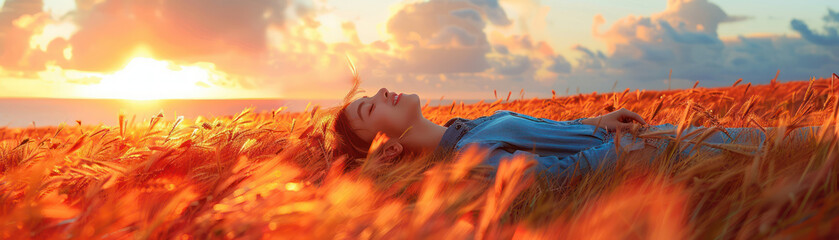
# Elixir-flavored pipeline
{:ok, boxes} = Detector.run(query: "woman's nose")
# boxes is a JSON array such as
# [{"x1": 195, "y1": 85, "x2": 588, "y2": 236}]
[{"x1": 379, "y1": 88, "x2": 388, "y2": 98}]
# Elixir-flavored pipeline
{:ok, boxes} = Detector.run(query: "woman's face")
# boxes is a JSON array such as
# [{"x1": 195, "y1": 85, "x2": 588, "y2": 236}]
[{"x1": 344, "y1": 87, "x2": 422, "y2": 143}]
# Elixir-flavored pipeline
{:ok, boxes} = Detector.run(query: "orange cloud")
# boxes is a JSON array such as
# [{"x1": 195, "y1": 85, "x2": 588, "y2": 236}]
[
  {"x1": 0, "y1": 0, "x2": 55, "y2": 75},
  {"x1": 61, "y1": 0, "x2": 293, "y2": 75}
]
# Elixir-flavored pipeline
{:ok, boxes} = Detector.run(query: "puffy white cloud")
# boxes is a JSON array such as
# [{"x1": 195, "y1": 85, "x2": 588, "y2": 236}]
[
  {"x1": 385, "y1": 0, "x2": 499, "y2": 74},
  {"x1": 553, "y1": 0, "x2": 838, "y2": 93},
  {"x1": 651, "y1": 0, "x2": 742, "y2": 34}
]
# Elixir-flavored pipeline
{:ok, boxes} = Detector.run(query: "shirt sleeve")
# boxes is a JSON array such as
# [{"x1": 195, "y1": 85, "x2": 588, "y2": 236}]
[
  {"x1": 536, "y1": 115, "x2": 588, "y2": 126},
  {"x1": 553, "y1": 141, "x2": 620, "y2": 175},
  {"x1": 464, "y1": 140, "x2": 618, "y2": 179},
  {"x1": 566, "y1": 117, "x2": 587, "y2": 125},
  {"x1": 493, "y1": 110, "x2": 588, "y2": 126}
]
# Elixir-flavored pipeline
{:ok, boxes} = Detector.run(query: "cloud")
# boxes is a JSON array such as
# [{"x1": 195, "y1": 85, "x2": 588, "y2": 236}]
[
  {"x1": 659, "y1": 20, "x2": 721, "y2": 44},
  {"x1": 0, "y1": 0, "x2": 379, "y2": 99},
  {"x1": 370, "y1": 2, "x2": 565, "y2": 93},
  {"x1": 552, "y1": 0, "x2": 839, "y2": 94},
  {"x1": 2, "y1": 0, "x2": 326, "y2": 84},
  {"x1": 482, "y1": 33, "x2": 559, "y2": 80},
  {"x1": 3, "y1": 0, "x2": 837, "y2": 100},
  {"x1": 725, "y1": 35, "x2": 835, "y2": 75},
  {"x1": 572, "y1": 45, "x2": 606, "y2": 70},
  {"x1": 341, "y1": 21, "x2": 361, "y2": 45},
  {"x1": 62, "y1": 0, "x2": 294, "y2": 75},
  {"x1": 490, "y1": 54, "x2": 531, "y2": 76},
  {"x1": 451, "y1": 8, "x2": 483, "y2": 23},
  {"x1": 790, "y1": 9, "x2": 839, "y2": 46},
  {"x1": 825, "y1": 9, "x2": 839, "y2": 23},
  {"x1": 493, "y1": 45, "x2": 509, "y2": 54},
  {"x1": 385, "y1": 0, "x2": 514, "y2": 74},
  {"x1": 429, "y1": 25, "x2": 481, "y2": 46},
  {"x1": 650, "y1": 0, "x2": 737, "y2": 34},
  {"x1": 592, "y1": 0, "x2": 731, "y2": 53},
  {"x1": 0, "y1": 0, "x2": 52, "y2": 74},
  {"x1": 547, "y1": 55, "x2": 571, "y2": 74},
  {"x1": 467, "y1": 0, "x2": 511, "y2": 26}
]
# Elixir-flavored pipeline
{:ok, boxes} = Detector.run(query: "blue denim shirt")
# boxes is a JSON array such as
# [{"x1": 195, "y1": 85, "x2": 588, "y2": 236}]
[
  {"x1": 430, "y1": 110, "x2": 822, "y2": 179},
  {"x1": 430, "y1": 110, "x2": 618, "y2": 179}
]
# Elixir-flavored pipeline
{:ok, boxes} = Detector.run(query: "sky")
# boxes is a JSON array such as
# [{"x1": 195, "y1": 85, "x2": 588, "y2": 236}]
[{"x1": 0, "y1": 0, "x2": 838, "y2": 100}]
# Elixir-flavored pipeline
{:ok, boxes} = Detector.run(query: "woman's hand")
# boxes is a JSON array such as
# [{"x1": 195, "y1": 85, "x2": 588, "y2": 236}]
[{"x1": 581, "y1": 108, "x2": 650, "y2": 132}]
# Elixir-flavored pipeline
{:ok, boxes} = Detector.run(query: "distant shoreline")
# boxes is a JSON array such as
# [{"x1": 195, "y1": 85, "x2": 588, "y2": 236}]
[{"x1": 0, "y1": 98, "x2": 489, "y2": 128}]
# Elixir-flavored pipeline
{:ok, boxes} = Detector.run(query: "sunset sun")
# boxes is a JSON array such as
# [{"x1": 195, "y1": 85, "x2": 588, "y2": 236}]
[{"x1": 82, "y1": 57, "x2": 223, "y2": 100}]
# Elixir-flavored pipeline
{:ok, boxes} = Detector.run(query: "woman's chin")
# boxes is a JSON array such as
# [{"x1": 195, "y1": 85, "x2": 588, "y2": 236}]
[
  {"x1": 408, "y1": 93, "x2": 420, "y2": 102},
  {"x1": 400, "y1": 93, "x2": 422, "y2": 115},
  {"x1": 408, "y1": 93, "x2": 422, "y2": 109}
]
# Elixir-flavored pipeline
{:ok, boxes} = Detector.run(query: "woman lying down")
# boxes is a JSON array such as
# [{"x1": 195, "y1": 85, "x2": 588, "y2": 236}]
[{"x1": 331, "y1": 84, "x2": 823, "y2": 179}]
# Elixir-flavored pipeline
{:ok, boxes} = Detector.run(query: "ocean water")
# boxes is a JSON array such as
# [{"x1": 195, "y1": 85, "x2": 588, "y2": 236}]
[
  {"x1": 0, "y1": 98, "x2": 486, "y2": 128},
  {"x1": 0, "y1": 98, "x2": 341, "y2": 128}
]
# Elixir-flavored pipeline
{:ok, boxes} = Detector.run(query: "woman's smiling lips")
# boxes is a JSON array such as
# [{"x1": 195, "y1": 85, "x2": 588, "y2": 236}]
[
  {"x1": 385, "y1": 90, "x2": 402, "y2": 106},
  {"x1": 393, "y1": 92, "x2": 402, "y2": 106}
]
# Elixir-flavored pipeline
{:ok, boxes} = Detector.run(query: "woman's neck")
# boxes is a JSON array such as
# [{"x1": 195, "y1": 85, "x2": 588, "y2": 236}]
[{"x1": 402, "y1": 117, "x2": 448, "y2": 153}]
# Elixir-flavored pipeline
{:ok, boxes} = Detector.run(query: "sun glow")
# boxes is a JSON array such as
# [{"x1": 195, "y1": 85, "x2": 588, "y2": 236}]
[{"x1": 82, "y1": 57, "x2": 228, "y2": 100}]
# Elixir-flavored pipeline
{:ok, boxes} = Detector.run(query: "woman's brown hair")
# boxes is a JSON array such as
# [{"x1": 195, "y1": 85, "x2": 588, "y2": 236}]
[
  {"x1": 333, "y1": 102, "x2": 371, "y2": 161},
  {"x1": 330, "y1": 56, "x2": 371, "y2": 170}
]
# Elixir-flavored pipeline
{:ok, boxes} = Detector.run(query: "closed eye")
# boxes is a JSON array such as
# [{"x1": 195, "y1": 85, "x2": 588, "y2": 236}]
[{"x1": 369, "y1": 102, "x2": 374, "y2": 116}]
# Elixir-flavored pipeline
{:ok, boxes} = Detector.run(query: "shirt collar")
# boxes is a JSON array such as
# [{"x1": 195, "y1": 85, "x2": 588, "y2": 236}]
[{"x1": 429, "y1": 116, "x2": 488, "y2": 160}]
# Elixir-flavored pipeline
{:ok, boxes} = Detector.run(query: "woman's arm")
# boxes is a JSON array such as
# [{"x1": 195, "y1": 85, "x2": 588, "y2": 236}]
[
  {"x1": 580, "y1": 108, "x2": 649, "y2": 132},
  {"x1": 471, "y1": 141, "x2": 630, "y2": 179}
]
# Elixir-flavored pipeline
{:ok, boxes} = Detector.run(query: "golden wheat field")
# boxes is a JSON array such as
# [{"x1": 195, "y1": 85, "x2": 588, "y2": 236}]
[{"x1": 2, "y1": 74, "x2": 839, "y2": 239}]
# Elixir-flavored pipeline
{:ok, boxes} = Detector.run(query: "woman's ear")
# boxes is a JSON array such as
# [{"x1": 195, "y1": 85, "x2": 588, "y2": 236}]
[
  {"x1": 382, "y1": 141, "x2": 403, "y2": 161},
  {"x1": 367, "y1": 132, "x2": 404, "y2": 163}
]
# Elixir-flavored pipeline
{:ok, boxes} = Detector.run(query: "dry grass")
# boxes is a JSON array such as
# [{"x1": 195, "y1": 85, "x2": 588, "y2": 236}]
[{"x1": 1, "y1": 75, "x2": 838, "y2": 239}]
